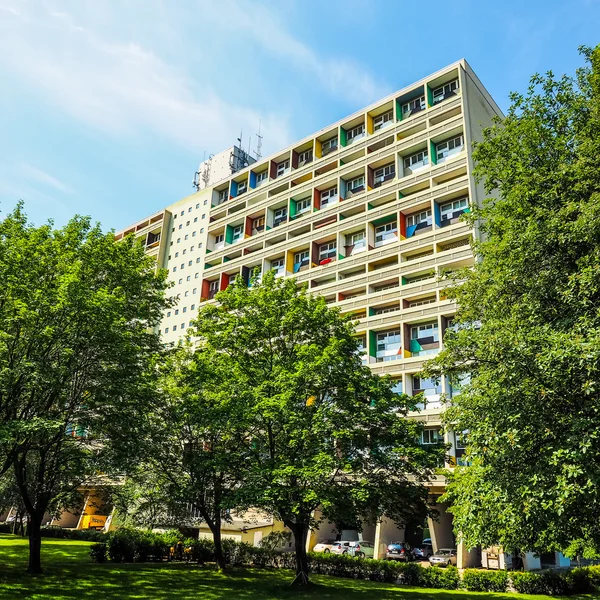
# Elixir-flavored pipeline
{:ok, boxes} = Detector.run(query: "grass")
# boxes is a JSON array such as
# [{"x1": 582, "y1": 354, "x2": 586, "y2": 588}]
[{"x1": 0, "y1": 534, "x2": 596, "y2": 600}]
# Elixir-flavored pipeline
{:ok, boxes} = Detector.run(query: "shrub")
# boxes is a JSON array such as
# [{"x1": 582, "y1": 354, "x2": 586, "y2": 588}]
[
  {"x1": 420, "y1": 565, "x2": 460, "y2": 590},
  {"x1": 588, "y1": 565, "x2": 600, "y2": 590},
  {"x1": 106, "y1": 528, "x2": 140, "y2": 562},
  {"x1": 463, "y1": 568, "x2": 509, "y2": 592},
  {"x1": 40, "y1": 526, "x2": 106, "y2": 542},
  {"x1": 89, "y1": 543, "x2": 107, "y2": 563},
  {"x1": 189, "y1": 538, "x2": 215, "y2": 563},
  {"x1": 563, "y1": 567, "x2": 595, "y2": 594},
  {"x1": 511, "y1": 569, "x2": 571, "y2": 596}
]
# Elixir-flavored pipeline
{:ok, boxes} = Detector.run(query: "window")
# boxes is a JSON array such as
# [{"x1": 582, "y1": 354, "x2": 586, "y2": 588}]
[
  {"x1": 298, "y1": 149, "x2": 313, "y2": 166},
  {"x1": 195, "y1": 273, "x2": 199, "y2": 279},
  {"x1": 181, "y1": 323, "x2": 185, "y2": 329},
  {"x1": 188, "y1": 260, "x2": 192, "y2": 266},
  {"x1": 407, "y1": 296, "x2": 436, "y2": 308},
  {"x1": 178, "y1": 278, "x2": 183, "y2": 284},
  {"x1": 202, "y1": 214, "x2": 206, "y2": 219},
  {"x1": 346, "y1": 124, "x2": 365, "y2": 144},
  {"x1": 175, "y1": 252, "x2": 179, "y2": 258},
  {"x1": 256, "y1": 170, "x2": 268, "y2": 186},
  {"x1": 376, "y1": 329, "x2": 401, "y2": 362},
  {"x1": 320, "y1": 186, "x2": 338, "y2": 206},
  {"x1": 391, "y1": 379, "x2": 403, "y2": 395},
  {"x1": 436, "y1": 135, "x2": 464, "y2": 162},
  {"x1": 175, "y1": 309, "x2": 179, "y2": 315},
  {"x1": 373, "y1": 163, "x2": 395, "y2": 186},
  {"x1": 172, "y1": 267, "x2": 177, "y2": 272},
  {"x1": 164, "y1": 327, "x2": 169, "y2": 334},
  {"x1": 374, "y1": 304, "x2": 400, "y2": 315},
  {"x1": 231, "y1": 225, "x2": 243, "y2": 242},
  {"x1": 194, "y1": 217, "x2": 198, "y2": 223},
  {"x1": 346, "y1": 230, "x2": 366, "y2": 255},
  {"x1": 191, "y1": 304, "x2": 195, "y2": 310},
  {"x1": 319, "y1": 241, "x2": 336, "y2": 262},
  {"x1": 196, "y1": 257, "x2": 201, "y2": 263},
  {"x1": 218, "y1": 189, "x2": 228, "y2": 203},
  {"x1": 373, "y1": 110, "x2": 393, "y2": 131},
  {"x1": 403, "y1": 149, "x2": 429, "y2": 171},
  {"x1": 214, "y1": 233, "x2": 224, "y2": 246},
  {"x1": 180, "y1": 264, "x2": 184, "y2": 270},
  {"x1": 193, "y1": 288, "x2": 197, "y2": 294},
  {"x1": 422, "y1": 429, "x2": 442, "y2": 444},
  {"x1": 295, "y1": 198, "x2": 311, "y2": 215},
  {"x1": 404, "y1": 271, "x2": 434, "y2": 285},
  {"x1": 204, "y1": 200, "x2": 207, "y2": 205},
  {"x1": 196, "y1": 203, "x2": 200, "y2": 209},
  {"x1": 273, "y1": 207, "x2": 288, "y2": 227},
  {"x1": 192, "y1": 231, "x2": 197, "y2": 237},
  {"x1": 177, "y1": 238, "x2": 181, "y2": 243},
  {"x1": 410, "y1": 322, "x2": 439, "y2": 342},
  {"x1": 271, "y1": 257, "x2": 285, "y2": 275},
  {"x1": 172, "y1": 324, "x2": 177, "y2": 331},
  {"x1": 440, "y1": 197, "x2": 469, "y2": 223},
  {"x1": 183, "y1": 306, "x2": 187, "y2": 311},
  {"x1": 237, "y1": 180, "x2": 248, "y2": 195},
  {"x1": 406, "y1": 209, "x2": 432, "y2": 229},
  {"x1": 294, "y1": 250, "x2": 310, "y2": 269},
  {"x1": 178, "y1": 224, "x2": 182, "y2": 230},
  {"x1": 375, "y1": 221, "x2": 398, "y2": 246},
  {"x1": 432, "y1": 79, "x2": 459, "y2": 104},
  {"x1": 208, "y1": 280, "x2": 219, "y2": 299},
  {"x1": 184, "y1": 234, "x2": 188, "y2": 240},
  {"x1": 180, "y1": 211, "x2": 184, "y2": 216},
  {"x1": 190, "y1": 245, "x2": 194, "y2": 251},
  {"x1": 252, "y1": 216, "x2": 265, "y2": 232},
  {"x1": 412, "y1": 376, "x2": 441, "y2": 394},
  {"x1": 402, "y1": 95, "x2": 426, "y2": 115},
  {"x1": 186, "y1": 275, "x2": 191, "y2": 282},
  {"x1": 186, "y1": 221, "x2": 190, "y2": 226},
  {"x1": 321, "y1": 136, "x2": 338, "y2": 155},
  {"x1": 276, "y1": 159, "x2": 290, "y2": 178},
  {"x1": 347, "y1": 175, "x2": 365, "y2": 194}
]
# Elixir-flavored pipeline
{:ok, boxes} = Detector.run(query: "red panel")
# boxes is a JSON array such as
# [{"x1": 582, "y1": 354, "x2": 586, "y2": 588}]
[
  {"x1": 201, "y1": 279, "x2": 210, "y2": 299},
  {"x1": 245, "y1": 215, "x2": 252, "y2": 237},
  {"x1": 399, "y1": 211, "x2": 407, "y2": 239},
  {"x1": 292, "y1": 150, "x2": 299, "y2": 169},
  {"x1": 270, "y1": 160, "x2": 277, "y2": 179},
  {"x1": 313, "y1": 188, "x2": 321, "y2": 210},
  {"x1": 367, "y1": 167, "x2": 374, "y2": 189},
  {"x1": 219, "y1": 272, "x2": 229, "y2": 291}
]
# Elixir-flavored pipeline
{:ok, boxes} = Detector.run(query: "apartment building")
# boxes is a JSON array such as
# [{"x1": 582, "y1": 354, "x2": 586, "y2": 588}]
[{"x1": 113, "y1": 60, "x2": 505, "y2": 566}]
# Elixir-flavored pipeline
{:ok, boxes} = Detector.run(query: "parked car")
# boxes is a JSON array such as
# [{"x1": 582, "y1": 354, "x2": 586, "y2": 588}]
[
  {"x1": 385, "y1": 542, "x2": 414, "y2": 561},
  {"x1": 313, "y1": 539, "x2": 336, "y2": 554},
  {"x1": 347, "y1": 541, "x2": 375, "y2": 558},
  {"x1": 330, "y1": 541, "x2": 352, "y2": 555},
  {"x1": 429, "y1": 548, "x2": 457, "y2": 566},
  {"x1": 413, "y1": 543, "x2": 434, "y2": 559},
  {"x1": 422, "y1": 538, "x2": 432, "y2": 545}
]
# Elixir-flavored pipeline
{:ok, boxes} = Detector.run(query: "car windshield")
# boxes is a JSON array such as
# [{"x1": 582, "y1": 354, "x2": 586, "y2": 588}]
[
  {"x1": 320, "y1": 540, "x2": 335, "y2": 544},
  {"x1": 437, "y1": 549, "x2": 453, "y2": 556}
]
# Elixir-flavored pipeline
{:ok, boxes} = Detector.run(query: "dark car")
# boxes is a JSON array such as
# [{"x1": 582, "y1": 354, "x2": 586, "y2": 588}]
[
  {"x1": 385, "y1": 541, "x2": 414, "y2": 561},
  {"x1": 413, "y1": 543, "x2": 434, "y2": 559}
]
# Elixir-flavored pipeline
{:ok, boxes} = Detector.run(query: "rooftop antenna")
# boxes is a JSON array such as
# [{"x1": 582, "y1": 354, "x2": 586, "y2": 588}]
[{"x1": 255, "y1": 119, "x2": 263, "y2": 160}]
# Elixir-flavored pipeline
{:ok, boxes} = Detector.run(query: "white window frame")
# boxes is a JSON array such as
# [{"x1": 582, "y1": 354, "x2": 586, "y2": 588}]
[
  {"x1": 218, "y1": 189, "x2": 228, "y2": 202},
  {"x1": 374, "y1": 221, "x2": 398, "y2": 246},
  {"x1": 410, "y1": 322, "x2": 439, "y2": 341},
  {"x1": 295, "y1": 198, "x2": 311, "y2": 215},
  {"x1": 376, "y1": 329, "x2": 401, "y2": 361},
  {"x1": 237, "y1": 180, "x2": 248, "y2": 195},
  {"x1": 320, "y1": 186, "x2": 338, "y2": 206},
  {"x1": 406, "y1": 209, "x2": 432, "y2": 228},
  {"x1": 403, "y1": 149, "x2": 429, "y2": 171},
  {"x1": 271, "y1": 257, "x2": 285, "y2": 275},
  {"x1": 319, "y1": 241, "x2": 337, "y2": 262},
  {"x1": 407, "y1": 297, "x2": 436, "y2": 308},
  {"x1": 256, "y1": 171, "x2": 268, "y2": 186},
  {"x1": 276, "y1": 159, "x2": 290, "y2": 177},
  {"x1": 321, "y1": 137, "x2": 338, "y2": 154},
  {"x1": 440, "y1": 197, "x2": 469, "y2": 222},
  {"x1": 422, "y1": 429, "x2": 442, "y2": 444},
  {"x1": 432, "y1": 79, "x2": 459, "y2": 104},
  {"x1": 347, "y1": 175, "x2": 365, "y2": 193},
  {"x1": 298, "y1": 149, "x2": 313, "y2": 165},
  {"x1": 252, "y1": 216, "x2": 265, "y2": 231},
  {"x1": 346, "y1": 124, "x2": 365, "y2": 143},
  {"x1": 402, "y1": 95, "x2": 426, "y2": 115},
  {"x1": 436, "y1": 135, "x2": 464, "y2": 162},
  {"x1": 374, "y1": 163, "x2": 395, "y2": 185},
  {"x1": 231, "y1": 225, "x2": 244, "y2": 242},
  {"x1": 214, "y1": 233, "x2": 224, "y2": 247},
  {"x1": 273, "y1": 207, "x2": 288, "y2": 225},
  {"x1": 294, "y1": 250, "x2": 310, "y2": 266},
  {"x1": 373, "y1": 110, "x2": 393, "y2": 131}
]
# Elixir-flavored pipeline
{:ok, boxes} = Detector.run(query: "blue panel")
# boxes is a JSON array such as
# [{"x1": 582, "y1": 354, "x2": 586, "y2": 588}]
[
  {"x1": 249, "y1": 171, "x2": 257, "y2": 189},
  {"x1": 434, "y1": 202, "x2": 441, "y2": 227},
  {"x1": 230, "y1": 180, "x2": 238, "y2": 198},
  {"x1": 406, "y1": 224, "x2": 418, "y2": 238}
]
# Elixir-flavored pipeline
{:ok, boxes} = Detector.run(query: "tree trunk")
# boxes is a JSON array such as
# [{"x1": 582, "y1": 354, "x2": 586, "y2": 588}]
[
  {"x1": 212, "y1": 519, "x2": 227, "y2": 571},
  {"x1": 288, "y1": 521, "x2": 310, "y2": 585},
  {"x1": 27, "y1": 515, "x2": 43, "y2": 574}
]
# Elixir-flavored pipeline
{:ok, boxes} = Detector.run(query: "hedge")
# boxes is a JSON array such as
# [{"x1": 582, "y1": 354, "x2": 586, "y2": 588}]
[{"x1": 86, "y1": 532, "x2": 600, "y2": 597}]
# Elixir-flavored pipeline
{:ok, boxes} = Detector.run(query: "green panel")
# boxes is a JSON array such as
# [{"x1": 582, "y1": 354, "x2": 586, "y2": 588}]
[
  {"x1": 372, "y1": 213, "x2": 397, "y2": 227},
  {"x1": 225, "y1": 224, "x2": 234, "y2": 244},
  {"x1": 339, "y1": 214, "x2": 345, "y2": 220},
  {"x1": 367, "y1": 203, "x2": 374, "y2": 210},
  {"x1": 368, "y1": 307, "x2": 375, "y2": 317},
  {"x1": 368, "y1": 330, "x2": 377, "y2": 358},
  {"x1": 398, "y1": 191, "x2": 405, "y2": 199},
  {"x1": 223, "y1": 256, "x2": 229, "y2": 263},
  {"x1": 396, "y1": 98, "x2": 403, "y2": 121},
  {"x1": 401, "y1": 276, "x2": 407, "y2": 285},
  {"x1": 426, "y1": 85, "x2": 433, "y2": 107},
  {"x1": 338, "y1": 253, "x2": 345, "y2": 260},
  {"x1": 289, "y1": 199, "x2": 297, "y2": 219},
  {"x1": 340, "y1": 127, "x2": 347, "y2": 147},
  {"x1": 409, "y1": 339, "x2": 423, "y2": 353},
  {"x1": 430, "y1": 140, "x2": 437, "y2": 166},
  {"x1": 205, "y1": 263, "x2": 213, "y2": 269}
]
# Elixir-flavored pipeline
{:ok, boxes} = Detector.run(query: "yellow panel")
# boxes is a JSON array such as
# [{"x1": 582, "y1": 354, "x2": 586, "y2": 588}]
[
  {"x1": 367, "y1": 114, "x2": 374, "y2": 135},
  {"x1": 315, "y1": 139, "x2": 322, "y2": 158}
]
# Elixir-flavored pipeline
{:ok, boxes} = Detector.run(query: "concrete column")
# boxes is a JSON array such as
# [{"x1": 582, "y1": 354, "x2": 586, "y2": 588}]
[
  {"x1": 523, "y1": 552, "x2": 541, "y2": 571},
  {"x1": 427, "y1": 502, "x2": 454, "y2": 553},
  {"x1": 374, "y1": 518, "x2": 405, "y2": 560},
  {"x1": 306, "y1": 509, "x2": 338, "y2": 552},
  {"x1": 457, "y1": 539, "x2": 481, "y2": 568}
]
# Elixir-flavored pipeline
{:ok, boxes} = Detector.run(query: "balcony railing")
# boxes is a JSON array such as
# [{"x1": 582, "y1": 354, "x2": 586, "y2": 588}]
[
  {"x1": 373, "y1": 172, "x2": 395, "y2": 187},
  {"x1": 374, "y1": 231, "x2": 398, "y2": 247}
]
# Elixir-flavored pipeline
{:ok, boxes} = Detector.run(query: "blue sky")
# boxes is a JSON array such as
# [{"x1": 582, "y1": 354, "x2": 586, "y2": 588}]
[{"x1": 1, "y1": 0, "x2": 599, "y2": 232}]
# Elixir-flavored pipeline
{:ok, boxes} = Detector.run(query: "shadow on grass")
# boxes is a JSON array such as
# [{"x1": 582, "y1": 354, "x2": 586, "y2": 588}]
[{"x1": 0, "y1": 535, "x2": 596, "y2": 600}]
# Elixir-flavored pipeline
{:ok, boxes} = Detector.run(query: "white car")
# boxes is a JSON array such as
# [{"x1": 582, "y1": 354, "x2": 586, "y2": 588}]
[
  {"x1": 313, "y1": 539, "x2": 336, "y2": 553},
  {"x1": 429, "y1": 548, "x2": 457, "y2": 566},
  {"x1": 330, "y1": 541, "x2": 352, "y2": 555}
]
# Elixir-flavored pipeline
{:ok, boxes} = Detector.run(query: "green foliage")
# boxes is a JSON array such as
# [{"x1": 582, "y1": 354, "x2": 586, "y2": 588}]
[
  {"x1": 89, "y1": 542, "x2": 107, "y2": 563},
  {"x1": 0, "y1": 204, "x2": 171, "y2": 572},
  {"x1": 419, "y1": 565, "x2": 460, "y2": 590},
  {"x1": 190, "y1": 271, "x2": 441, "y2": 578},
  {"x1": 40, "y1": 526, "x2": 106, "y2": 542},
  {"x1": 462, "y1": 568, "x2": 508, "y2": 592},
  {"x1": 425, "y1": 45, "x2": 600, "y2": 555}
]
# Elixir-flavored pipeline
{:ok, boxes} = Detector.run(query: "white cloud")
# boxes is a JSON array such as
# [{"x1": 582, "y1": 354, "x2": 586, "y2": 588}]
[
  {"x1": 0, "y1": 1, "x2": 293, "y2": 155},
  {"x1": 20, "y1": 164, "x2": 72, "y2": 194}
]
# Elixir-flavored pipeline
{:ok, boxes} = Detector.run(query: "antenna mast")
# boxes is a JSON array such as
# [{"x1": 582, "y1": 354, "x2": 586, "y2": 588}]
[{"x1": 255, "y1": 120, "x2": 263, "y2": 160}]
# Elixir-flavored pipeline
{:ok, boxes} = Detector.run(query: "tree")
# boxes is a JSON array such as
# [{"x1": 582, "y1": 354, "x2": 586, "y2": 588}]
[
  {"x1": 424, "y1": 46, "x2": 600, "y2": 556},
  {"x1": 0, "y1": 205, "x2": 170, "y2": 572},
  {"x1": 192, "y1": 271, "x2": 442, "y2": 584},
  {"x1": 131, "y1": 346, "x2": 251, "y2": 570}
]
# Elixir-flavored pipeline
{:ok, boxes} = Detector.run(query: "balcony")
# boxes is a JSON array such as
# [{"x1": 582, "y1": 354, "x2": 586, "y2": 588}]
[
  {"x1": 345, "y1": 239, "x2": 367, "y2": 257},
  {"x1": 374, "y1": 230, "x2": 398, "y2": 248},
  {"x1": 373, "y1": 170, "x2": 395, "y2": 188}
]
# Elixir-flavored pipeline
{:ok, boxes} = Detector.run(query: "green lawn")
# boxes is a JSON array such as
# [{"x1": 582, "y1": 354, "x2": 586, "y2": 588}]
[{"x1": 0, "y1": 534, "x2": 595, "y2": 600}]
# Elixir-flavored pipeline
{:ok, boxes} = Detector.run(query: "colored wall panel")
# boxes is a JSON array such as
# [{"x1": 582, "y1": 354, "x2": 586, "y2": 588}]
[
  {"x1": 434, "y1": 202, "x2": 441, "y2": 227},
  {"x1": 430, "y1": 140, "x2": 437, "y2": 165},
  {"x1": 230, "y1": 180, "x2": 238, "y2": 198},
  {"x1": 249, "y1": 171, "x2": 257, "y2": 189},
  {"x1": 340, "y1": 127, "x2": 347, "y2": 147}
]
